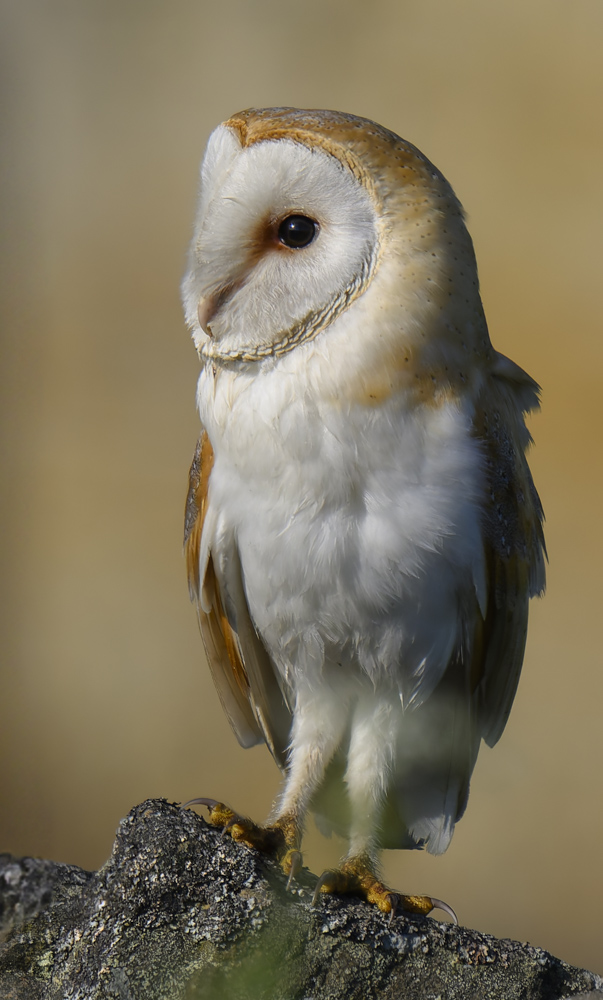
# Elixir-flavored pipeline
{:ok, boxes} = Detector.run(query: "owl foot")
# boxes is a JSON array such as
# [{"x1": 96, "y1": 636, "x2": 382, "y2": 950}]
[
  {"x1": 183, "y1": 798, "x2": 302, "y2": 882},
  {"x1": 312, "y1": 854, "x2": 457, "y2": 924}
]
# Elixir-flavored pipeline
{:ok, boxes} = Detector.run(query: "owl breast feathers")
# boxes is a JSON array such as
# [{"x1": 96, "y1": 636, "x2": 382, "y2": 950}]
[{"x1": 182, "y1": 108, "x2": 545, "y2": 862}]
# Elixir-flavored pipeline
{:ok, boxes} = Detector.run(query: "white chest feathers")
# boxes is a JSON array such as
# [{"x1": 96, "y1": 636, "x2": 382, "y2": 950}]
[{"x1": 200, "y1": 365, "x2": 487, "y2": 710}]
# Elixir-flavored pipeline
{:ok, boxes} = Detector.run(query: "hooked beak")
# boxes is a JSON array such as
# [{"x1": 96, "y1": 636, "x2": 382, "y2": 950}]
[
  {"x1": 197, "y1": 295, "x2": 218, "y2": 336},
  {"x1": 197, "y1": 276, "x2": 245, "y2": 337}
]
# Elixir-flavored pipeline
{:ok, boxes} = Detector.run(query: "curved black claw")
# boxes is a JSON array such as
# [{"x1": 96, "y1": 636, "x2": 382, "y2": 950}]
[
  {"x1": 285, "y1": 850, "x2": 303, "y2": 890},
  {"x1": 311, "y1": 869, "x2": 337, "y2": 907},
  {"x1": 181, "y1": 797, "x2": 221, "y2": 810},
  {"x1": 220, "y1": 816, "x2": 239, "y2": 838},
  {"x1": 387, "y1": 892, "x2": 399, "y2": 925},
  {"x1": 425, "y1": 897, "x2": 458, "y2": 925}
]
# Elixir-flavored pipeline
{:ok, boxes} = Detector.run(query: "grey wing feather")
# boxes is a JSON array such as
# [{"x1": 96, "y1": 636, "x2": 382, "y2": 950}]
[
  {"x1": 211, "y1": 540, "x2": 293, "y2": 768},
  {"x1": 476, "y1": 357, "x2": 546, "y2": 747}
]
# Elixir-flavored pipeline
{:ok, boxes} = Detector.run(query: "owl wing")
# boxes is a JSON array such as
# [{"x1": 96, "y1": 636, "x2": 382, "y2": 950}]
[
  {"x1": 380, "y1": 357, "x2": 546, "y2": 853},
  {"x1": 473, "y1": 353, "x2": 546, "y2": 748},
  {"x1": 184, "y1": 433, "x2": 292, "y2": 767}
]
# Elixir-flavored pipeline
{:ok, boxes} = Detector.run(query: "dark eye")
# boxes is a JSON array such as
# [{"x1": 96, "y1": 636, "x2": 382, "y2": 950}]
[{"x1": 277, "y1": 214, "x2": 318, "y2": 249}]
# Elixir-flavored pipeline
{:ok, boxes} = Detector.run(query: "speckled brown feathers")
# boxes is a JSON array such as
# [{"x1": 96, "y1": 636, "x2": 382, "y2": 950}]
[{"x1": 185, "y1": 433, "x2": 262, "y2": 749}]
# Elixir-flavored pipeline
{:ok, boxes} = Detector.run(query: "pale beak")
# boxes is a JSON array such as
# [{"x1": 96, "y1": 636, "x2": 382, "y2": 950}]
[
  {"x1": 197, "y1": 278, "x2": 242, "y2": 335},
  {"x1": 197, "y1": 295, "x2": 218, "y2": 336}
]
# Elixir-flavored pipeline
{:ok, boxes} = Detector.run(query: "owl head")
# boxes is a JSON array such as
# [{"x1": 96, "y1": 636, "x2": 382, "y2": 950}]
[{"x1": 182, "y1": 108, "x2": 491, "y2": 401}]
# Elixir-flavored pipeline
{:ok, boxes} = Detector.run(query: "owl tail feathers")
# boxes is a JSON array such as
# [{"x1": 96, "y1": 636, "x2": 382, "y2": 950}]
[
  {"x1": 408, "y1": 813, "x2": 455, "y2": 856},
  {"x1": 315, "y1": 815, "x2": 457, "y2": 855},
  {"x1": 401, "y1": 775, "x2": 466, "y2": 856}
]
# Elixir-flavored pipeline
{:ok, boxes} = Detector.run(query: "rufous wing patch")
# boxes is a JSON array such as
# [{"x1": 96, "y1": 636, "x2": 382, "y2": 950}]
[
  {"x1": 184, "y1": 432, "x2": 213, "y2": 598},
  {"x1": 184, "y1": 432, "x2": 292, "y2": 761},
  {"x1": 184, "y1": 432, "x2": 263, "y2": 749}
]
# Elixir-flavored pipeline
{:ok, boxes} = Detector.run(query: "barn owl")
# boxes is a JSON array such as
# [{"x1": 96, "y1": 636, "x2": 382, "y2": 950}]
[{"x1": 182, "y1": 107, "x2": 545, "y2": 919}]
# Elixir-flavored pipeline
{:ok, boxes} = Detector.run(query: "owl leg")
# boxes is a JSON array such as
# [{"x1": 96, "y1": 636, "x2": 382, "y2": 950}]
[
  {"x1": 268, "y1": 688, "x2": 350, "y2": 880},
  {"x1": 313, "y1": 696, "x2": 457, "y2": 922},
  {"x1": 186, "y1": 689, "x2": 348, "y2": 883}
]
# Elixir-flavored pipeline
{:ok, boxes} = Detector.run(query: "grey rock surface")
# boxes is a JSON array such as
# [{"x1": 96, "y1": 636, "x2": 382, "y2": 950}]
[{"x1": 0, "y1": 798, "x2": 601, "y2": 1000}]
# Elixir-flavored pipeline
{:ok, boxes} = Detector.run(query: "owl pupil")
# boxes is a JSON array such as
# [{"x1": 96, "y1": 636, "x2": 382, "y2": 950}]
[{"x1": 278, "y1": 215, "x2": 317, "y2": 249}]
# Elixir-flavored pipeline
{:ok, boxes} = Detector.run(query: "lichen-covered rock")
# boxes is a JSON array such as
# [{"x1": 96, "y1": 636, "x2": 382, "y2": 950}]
[{"x1": 0, "y1": 799, "x2": 601, "y2": 999}]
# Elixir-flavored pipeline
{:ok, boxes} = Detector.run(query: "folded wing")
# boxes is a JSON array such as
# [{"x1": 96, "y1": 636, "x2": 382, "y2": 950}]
[
  {"x1": 474, "y1": 353, "x2": 546, "y2": 746},
  {"x1": 184, "y1": 433, "x2": 292, "y2": 767}
]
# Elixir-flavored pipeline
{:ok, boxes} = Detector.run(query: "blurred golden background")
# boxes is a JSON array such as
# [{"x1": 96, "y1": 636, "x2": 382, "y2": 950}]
[{"x1": 1, "y1": 0, "x2": 602, "y2": 976}]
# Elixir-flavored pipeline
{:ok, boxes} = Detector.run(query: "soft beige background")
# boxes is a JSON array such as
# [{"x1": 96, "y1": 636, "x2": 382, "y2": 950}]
[{"x1": 1, "y1": 0, "x2": 602, "y2": 976}]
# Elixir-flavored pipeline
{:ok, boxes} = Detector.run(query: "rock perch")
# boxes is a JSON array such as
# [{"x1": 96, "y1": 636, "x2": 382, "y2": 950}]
[{"x1": 0, "y1": 799, "x2": 601, "y2": 999}]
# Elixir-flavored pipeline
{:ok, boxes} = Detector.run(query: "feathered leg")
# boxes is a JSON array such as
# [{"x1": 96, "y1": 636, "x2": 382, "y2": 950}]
[
  {"x1": 269, "y1": 687, "x2": 350, "y2": 876},
  {"x1": 187, "y1": 688, "x2": 349, "y2": 881},
  {"x1": 313, "y1": 695, "x2": 457, "y2": 921}
]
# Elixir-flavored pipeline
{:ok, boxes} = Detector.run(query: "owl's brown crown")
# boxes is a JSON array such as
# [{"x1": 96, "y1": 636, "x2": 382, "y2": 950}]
[{"x1": 224, "y1": 107, "x2": 452, "y2": 201}]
